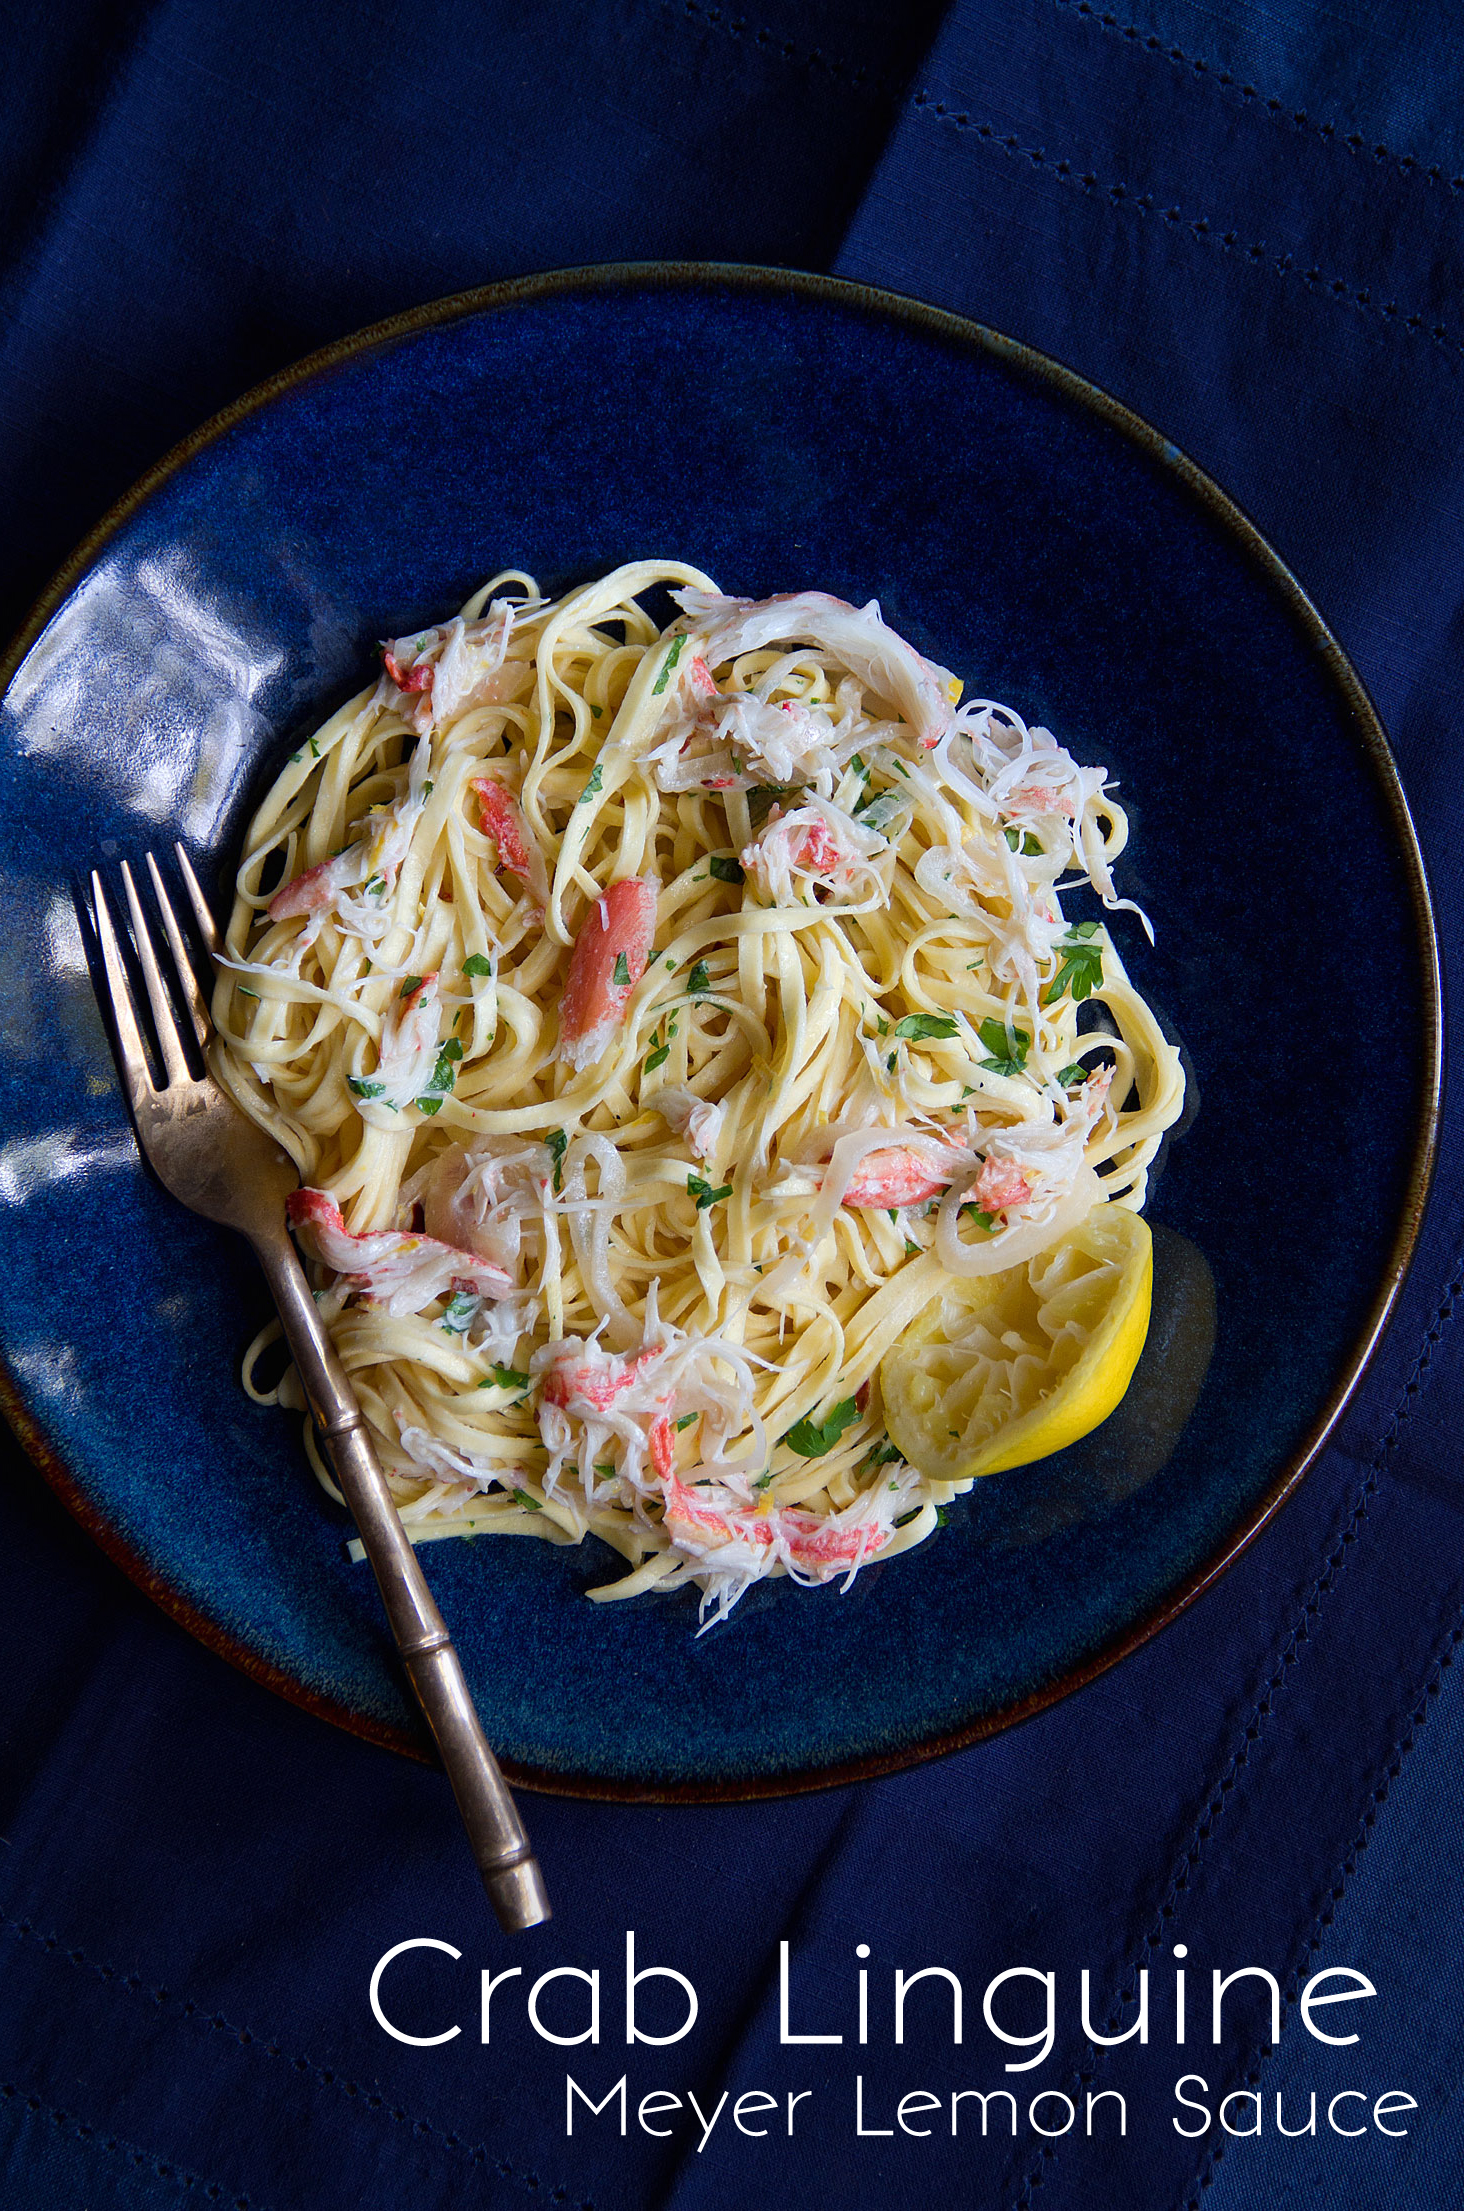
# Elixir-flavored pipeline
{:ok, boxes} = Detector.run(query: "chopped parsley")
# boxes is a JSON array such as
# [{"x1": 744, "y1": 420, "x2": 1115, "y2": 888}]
[
  {"x1": 651, "y1": 633, "x2": 687, "y2": 694},
  {"x1": 400, "y1": 974, "x2": 425, "y2": 999},
  {"x1": 237, "y1": 984, "x2": 259, "y2": 999},
  {"x1": 1003, "y1": 826, "x2": 1042, "y2": 856},
  {"x1": 893, "y1": 1507, "x2": 924, "y2": 1529},
  {"x1": 546, "y1": 1127, "x2": 568, "y2": 1193},
  {"x1": 644, "y1": 1043, "x2": 671, "y2": 1071},
  {"x1": 578, "y1": 763, "x2": 603, "y2": 803},
  {"x1": 1043, "y1": 922, "x2": 1104, "y2": 1005},
  {"x1": 308, "y1": 737, "x2": 321, "y2": 759},
  {"x1": 676, "y1": 1412, "x2": 698, "y2": 1431},
  {"x1": 512, "y1": 1488, "x2": 542, "y2": 1512},
  {"x1": 893, "y1": 1012, "x2": 959, "y2": 1043},
  {"x1": 440, "y1": 1290, "x2": 478, "y2": 1335},
  {"x1": 590, "y1": 702, "x2": 603, "y2": 718},
  {"x1": 784, "y1": 1398, "x2": 860, "y2": 1458},
  {"x1": 347, "y1": 1076, "x2": 386, "y2": 1100},
  {"x1": 463, "y1": 952, "x2": 493, "y2": 978},
  {"x1": 747, "y1": 783, "x2": 798, "y2": 828},
  {"x1": 961, "y1": 1204, "x2": 999, "y2": 1233},
  {"x1": 976, "y1": 1017, "x2": 1031, "y2": 1078},
  {"x1": 1057, "y1": 1061, "x2": 1091, "y2": 1087},
  {"x1": 688, "y1": 1173, "x2": 733, "y2": 1210},
  {"x1": 687, "y1": 959, "x2": 712, "y2": 995},
  {"x1": 488, "y1": 1363, "x2": 529, "y2": 1391},
  {"x1": 709, "y1": 854, "x2": 745, "y2": 885},
  {"x1": 612, "y1": 951, "x2": 631, "y2": 987}
]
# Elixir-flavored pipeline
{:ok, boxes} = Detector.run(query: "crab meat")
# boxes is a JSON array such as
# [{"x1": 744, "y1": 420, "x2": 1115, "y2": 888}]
[
  {"x1": 653, "y1": 1086, "x2": 725, "y2": 1162},
  {"x1": 367, "y1": 972, "x2": 445, "y2": 1111},
  {"x1": 741, "y1": 796, "x2": 886, "y2": 907},
  {"x1": 558, "y1": 876, "x2": 657, "y2": 1073},
  {"x1": 843, "y1": 1142, "x2": 961, "y2": 1210},
  {"x1": 672, "y1": 587, "x2": 958, "y2": 748},
  {"x1": 420, "y1": 1135, "x2": 552, "y2": 1273},
  {"x1": 286, "y1": 1189, "x2": 511, "y2": 1314},
  {"x1": 660, "y1": 1465, "x2": 922, "y2": 1629},
  {"x1": 380, "y1": 601, "x2": 530, "y2": 734},
  {"x1": 973, "y1": 1155, "x2": 1035, "y2": 1214},
  {"x1": 267, "y1": 733, "x2": 432, "y2": 945},
  {"x1": 471, "y1": 776, "x2": 549, "y2": 905}
]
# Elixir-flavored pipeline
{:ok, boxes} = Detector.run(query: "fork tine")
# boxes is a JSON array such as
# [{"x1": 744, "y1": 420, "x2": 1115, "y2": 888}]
[
  {"x1": 120, "y1": 860, "x2": 191, "y2": 1087},
  {"x1": 146, "y1": 851, "x2": 211, "y2": 1050},
  {"x1": 174, "y1": 842, "x2": 223, "y2": 958},
  {"x1": 91, "y1": 871, "x2": 154, "y2": 1111}
]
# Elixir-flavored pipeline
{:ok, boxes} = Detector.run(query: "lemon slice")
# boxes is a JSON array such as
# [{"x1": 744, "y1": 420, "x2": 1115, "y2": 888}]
[{"x1": 879, "y1": 1206, "x2": 1153, "y2": 1485}]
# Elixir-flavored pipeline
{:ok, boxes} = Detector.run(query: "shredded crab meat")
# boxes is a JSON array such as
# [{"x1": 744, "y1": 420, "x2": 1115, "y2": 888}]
[
  {"x1": 286, "y1": 1189, "x2": 512, "y2": 1314},
  {"x1": 267, "y1": 733, "x2": 433, "y2": 947},
  {"x1": 418, "y1": 1134, "x2": 552, "y2": 1274},
  {"x1": 663, "y1": 1464, "x2": 923, "y2": 1630},
  {"x1": 933, "y1": 1070, "x2": 1117, "y2": 1275},
  {"x1": 945, "y1": 702, "x2": 1153, "y2": 937},
  {"x1": 740, "y1": 795, "x2": 887, "y2": 907},
  {"x1": 672, "y1": 587, "x2": 958, "y2": 748},
  {"x1": 371, "y1": 973, "x2": 444, "y2": 1110},
  {"x1": 652, "y1": 1086, "x2": 725, "y2": 1161},
  {"x1": 378, "y1": 599, "x2": 531, "y2": 734},
  {"x1": 530, "y1": 1290, "x2": 767, "y2": 1509}
]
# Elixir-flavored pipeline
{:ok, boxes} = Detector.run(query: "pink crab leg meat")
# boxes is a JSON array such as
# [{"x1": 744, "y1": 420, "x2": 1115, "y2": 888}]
[
  {"x1": 974, "y1": 1156, "x2": 1035, "y2": 1214},
  {"x1": 383, "y1": 651, "x2": 434, "y2": 695},
  {"x1": 558, "y1": 876, "x2": 658, "y2": 1072},
  {"x1": 471, "y1": 777, "x2": 534, "y2": 879},
  {"x1": 843, "y1": 1145, "x2": 961, "y2": 1210},
  {"x1": 286, "y1": 1188, "x2": 512, "y2": 1299}
]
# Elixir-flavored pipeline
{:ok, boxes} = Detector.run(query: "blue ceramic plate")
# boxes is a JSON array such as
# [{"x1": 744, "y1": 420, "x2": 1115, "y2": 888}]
[{"x1": 0, "y1": 267, "x2": 1438, "y2": 1799}]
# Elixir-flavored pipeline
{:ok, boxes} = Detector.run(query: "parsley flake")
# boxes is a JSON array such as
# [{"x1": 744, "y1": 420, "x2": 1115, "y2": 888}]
[
  {"x1": 347, "y1": 1076, "x2": 385, "y2": 1099},
  {"x1": 676, "y1": 1412, "x2": 698, "y2": 1431},
  {"x1": 1057, "y1": 1061, "x2": 1090, "y2": 1087},
  {"x1": 687, "y1": 959, "x2": 711, "y2": 995},
  {"x1": 784, "y1": 1399, "x2": 860, "y2": 1458},
  {"x1": 578, "y1": 764, "x2": 603, "y2": 803},
  {"x1": 893, "y1": 1012, "x2": 959, "y2": 1043},
  {"x1": 688, "y1": 1173, "x2": 733, "y2": 1210},
  {"x1": 652, "y1": 633, "x2": 687, "y2": 694},
  {"x1": 612, "y1": 951, "x2": 631, "y2": 987},
  {"x1": 546, "y1": 1127, "x2": 568, "y2": 1193},
  {"x1": 976, "y1": 1017, "x2": 1031, "y2": 1078},
  {"x1": 400, "y1": 974, "x2": 425, "y2": 999},
  {"x1": 1044, "y1": 923, "x2": 1105, "y2": 1005},
  {"x1": 440, "y1": 1291, "x2": 478, "y2": 1334},
  {"x1": 1003, "y1": 826, "x2": 1042, "y2": 855},
  {"x1": 512, "y1": 1488, "x2": 542, "y2": 1512},
  {"x1": 644, "y1": 1043, "x2": 671, "y2": 1071},
  {"x1": 709, "y1": 854, "x2": 744, "y2": 885},
  {"x1": 463, "y1": 952, "x2": 493, "y2": 978}
]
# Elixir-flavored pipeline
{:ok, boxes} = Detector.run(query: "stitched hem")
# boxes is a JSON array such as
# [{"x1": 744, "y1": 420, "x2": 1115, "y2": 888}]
[
  {"x1": 1002, "y1": 1238, "x2": 1464, "y2": 2207},
  {"x1": 0, "y1": 2080, "x2": 263, "y2": 2210},
  {"x1": 1045, "y1": 0, "x2": 1464, "y2": 191},
  {"x1": 0, "y1": 1920, "x2": 592, "y2": 2209},
  {"x1": 909, "y1": 93, "x2": 1460, "y2": 353}
]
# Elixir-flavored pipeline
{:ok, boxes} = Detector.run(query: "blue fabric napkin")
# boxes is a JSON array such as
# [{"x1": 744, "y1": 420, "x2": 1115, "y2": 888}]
[{"x1": 3, "y1": 4, "x2": 1463, "y2": 2206}]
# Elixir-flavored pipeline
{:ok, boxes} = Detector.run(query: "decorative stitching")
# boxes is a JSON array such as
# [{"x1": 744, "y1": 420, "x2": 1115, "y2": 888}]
[
  {"x1": 0, "y1": 2080, "x2": 260, "y2": 2207},
  {"x1": 1182, "y1": 1604, "x2": 1464, "y2": 2205},
  {"x1": 909, "y1": 93, "x2": 1461, "y2": 354},
  {"x1": 0, "y1": 1919, "x2": 591, "y2": 2210},
  {"x1": 1006, "y1": 1241, "x2": 1464, "y2": 2206},
  {"x1": 1045, "y1": 0, "x2": 1464, "y2": 194},
  {"x1": 653, "y1": 0, "x2": 879, "y2": 93}
]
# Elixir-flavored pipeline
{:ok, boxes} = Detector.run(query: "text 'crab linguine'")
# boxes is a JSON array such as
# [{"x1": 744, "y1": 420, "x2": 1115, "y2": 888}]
[{"x1": 214, "y1": 560, "x2": 1186, "y2": 1628}]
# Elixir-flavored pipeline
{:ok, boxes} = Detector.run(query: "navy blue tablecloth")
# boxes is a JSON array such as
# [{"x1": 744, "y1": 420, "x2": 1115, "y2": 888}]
[{"x1": 4, "y1": 5, "x2": 1464, "y2": 2205}]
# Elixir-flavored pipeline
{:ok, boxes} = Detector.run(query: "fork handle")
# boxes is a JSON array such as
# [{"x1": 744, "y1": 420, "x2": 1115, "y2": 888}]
[{"x1": 251, "y1": 1226, "x2": 551, "y2": 1934}]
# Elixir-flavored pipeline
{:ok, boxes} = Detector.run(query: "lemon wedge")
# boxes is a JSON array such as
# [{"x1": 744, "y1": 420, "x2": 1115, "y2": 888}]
[{"x1": 879, "y1": 1206, "x2": 1153, "y2": 1486}]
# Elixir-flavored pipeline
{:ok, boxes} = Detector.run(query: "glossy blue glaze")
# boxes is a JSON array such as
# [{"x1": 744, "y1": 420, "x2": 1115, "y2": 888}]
[{"x1": 0, "y1": 270, "x2": 1434, "y2": 1791}]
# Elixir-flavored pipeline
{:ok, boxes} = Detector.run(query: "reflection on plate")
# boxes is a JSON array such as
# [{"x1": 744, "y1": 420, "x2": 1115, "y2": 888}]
[{"x1": 0, "y1": 267, "x2": 1438, "y2": 1798}]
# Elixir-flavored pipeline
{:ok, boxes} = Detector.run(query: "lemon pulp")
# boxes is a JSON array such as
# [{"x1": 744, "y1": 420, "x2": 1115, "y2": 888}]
[{"x1": 879, "y1": 1206, "x2": 1153, "y2": 1486}]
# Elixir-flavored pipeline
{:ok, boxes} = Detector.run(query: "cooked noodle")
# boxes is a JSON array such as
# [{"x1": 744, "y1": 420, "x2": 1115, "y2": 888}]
[{"x1": 214, "y1": 561, "x2": 1185, "y2": 1627}]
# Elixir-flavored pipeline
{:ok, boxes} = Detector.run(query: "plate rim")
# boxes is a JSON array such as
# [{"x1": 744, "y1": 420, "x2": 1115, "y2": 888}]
[{"x1": 0, "y1": 259, "x2": 1442, "y2": 1802}]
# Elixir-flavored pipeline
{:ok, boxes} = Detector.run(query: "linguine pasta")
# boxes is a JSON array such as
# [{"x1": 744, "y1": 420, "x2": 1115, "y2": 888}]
[{"x1": 213, "y1": 561, "x2": 1185, "y2": 1627}]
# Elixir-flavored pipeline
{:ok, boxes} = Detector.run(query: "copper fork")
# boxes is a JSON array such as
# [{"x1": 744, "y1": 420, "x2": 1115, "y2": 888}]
[{"x1": 89, "y1": 847, "x2": 550, "y2": 1933}]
